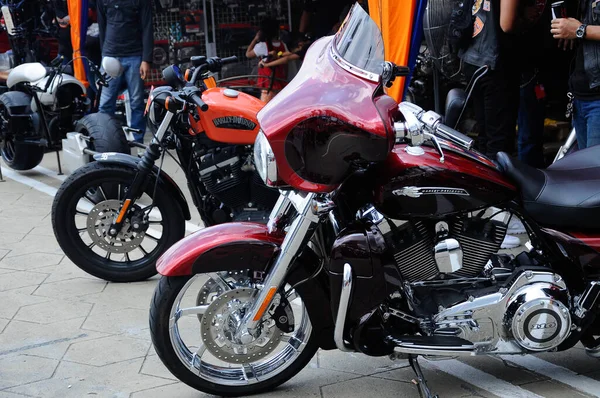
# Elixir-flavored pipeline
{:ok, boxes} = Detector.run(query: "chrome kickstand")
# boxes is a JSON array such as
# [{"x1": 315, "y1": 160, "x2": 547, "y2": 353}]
[
  {"x1": 0, "y1": 159, "x2": 4, "y2": 182},
  {"x1": 409, "y1": 355, "x2": 438, "y2": 398}
]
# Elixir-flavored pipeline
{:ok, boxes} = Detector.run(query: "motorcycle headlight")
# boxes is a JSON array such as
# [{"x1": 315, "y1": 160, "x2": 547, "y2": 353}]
[
  {"x1": 254, "y1": 130, "x2": 278, "y2": 186},
  {"x1": 147, "y1": 86, "x2": 171, "y2": 125}
]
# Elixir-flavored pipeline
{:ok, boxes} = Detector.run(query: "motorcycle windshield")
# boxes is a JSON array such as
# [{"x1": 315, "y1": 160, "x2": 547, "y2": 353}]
[
  {"x1": 257, "y1": 3, "x2": 397, "y2": 192},
  {"x1": 334, "y1": 4, "x2": 385, "y2": 78}
]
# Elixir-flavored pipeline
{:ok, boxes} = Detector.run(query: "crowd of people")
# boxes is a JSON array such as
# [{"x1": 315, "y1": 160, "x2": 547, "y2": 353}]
[{"x1": 459, "y1": 0, "x2": 600, "y2": 162}]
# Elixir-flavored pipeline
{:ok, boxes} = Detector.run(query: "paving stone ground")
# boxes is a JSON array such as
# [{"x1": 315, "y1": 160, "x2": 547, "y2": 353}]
[{"x1": 2, "y1": 156, "x2": 600, "y2": 398}]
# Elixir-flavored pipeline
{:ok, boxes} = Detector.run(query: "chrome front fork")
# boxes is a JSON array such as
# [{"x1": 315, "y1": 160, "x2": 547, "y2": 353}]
[{"x1": 237, "y1": 191, "x2": 321, "y2": 342}]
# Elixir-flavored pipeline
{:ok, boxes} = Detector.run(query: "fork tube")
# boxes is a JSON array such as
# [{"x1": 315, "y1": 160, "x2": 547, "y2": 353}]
[
  {"x1": 108, "y1": 112, "x2": 174, "y2": 234},
  {"x1": 239, "y1": 192, "x2": 319, "y2": 338}
]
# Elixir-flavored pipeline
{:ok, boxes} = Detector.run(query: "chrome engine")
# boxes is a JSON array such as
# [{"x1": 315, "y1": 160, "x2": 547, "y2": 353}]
[
  {"x1": 432, "y1": 271, "x2": 572, "y2": 353},
  {"x1": 375, "y1": 211, "x2": 509, "y2": 282},
  {"x1": 359, "y1": 207, "x2": 574, "y2": 356}
]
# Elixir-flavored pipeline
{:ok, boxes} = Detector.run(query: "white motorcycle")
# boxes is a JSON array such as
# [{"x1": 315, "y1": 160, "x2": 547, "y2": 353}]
[{"x1": 0, "y1": 59, "x2": 130, "y2": 172}]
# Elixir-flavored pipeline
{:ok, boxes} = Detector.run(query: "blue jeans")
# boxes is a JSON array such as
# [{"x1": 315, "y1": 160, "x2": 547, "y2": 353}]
[
  {"x1": 573, "y1": 99, "x2": 600, "y2": 149},
  {"x1": 517, "y1": 77, "x2": 545, "y2": 168},
  {"x1": 99, "y1": 56, "x2": 146, "y2": 143}
]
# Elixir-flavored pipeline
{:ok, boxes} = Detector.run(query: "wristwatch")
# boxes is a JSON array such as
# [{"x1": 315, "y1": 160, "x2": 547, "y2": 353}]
[{"x1": 576, "y1": 24, "x2": 588, "y2": 39}]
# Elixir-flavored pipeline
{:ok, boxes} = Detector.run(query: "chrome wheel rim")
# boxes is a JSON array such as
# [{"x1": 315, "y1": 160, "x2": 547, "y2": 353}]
[{"x1": 168, "y1": 271, "x2": 312, "y2": 386}]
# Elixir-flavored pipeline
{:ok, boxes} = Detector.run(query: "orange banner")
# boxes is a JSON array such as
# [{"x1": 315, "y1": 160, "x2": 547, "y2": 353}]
[
  {"x1": 67, "y1": 0, "x2": 89, "y2": 87},
  {"x1": 368, "y1": 0, "x2": 416, "y2": 101}
]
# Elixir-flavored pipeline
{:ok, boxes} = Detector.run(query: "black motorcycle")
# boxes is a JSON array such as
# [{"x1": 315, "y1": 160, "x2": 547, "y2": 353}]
[{"x1": 51, "y1": 56, "x2": 279, "y2": 282}]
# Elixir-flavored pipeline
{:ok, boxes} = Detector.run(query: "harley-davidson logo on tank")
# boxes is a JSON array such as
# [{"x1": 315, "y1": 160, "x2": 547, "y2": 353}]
[
  {"x1": 212, "y1": 116, "x2": 257, "y2": 131},
  {"x1": 392, "y1": 186, "x2": 470, "y2": 198}
]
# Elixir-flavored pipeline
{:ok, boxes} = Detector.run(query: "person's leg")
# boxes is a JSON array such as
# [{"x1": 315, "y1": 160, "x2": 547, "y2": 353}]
[
  {"x1": 572, "y1": 99, "x2": 588, "y2": 149},
  {"x1": 122, "y1": 56, "x2": 146, "y2": 143},
  {"x1": 482, "y1": 67, "x2": 519, "y2": 158},
  {"x1": 517, "y1": 77, "x2": 546, "y2": 167},
  {"x1": 582, "y1": 100, "x2": 600, "y2": 148},
  {"x1": 98, "y1": 62, "x2": 124, "y2": 115}
]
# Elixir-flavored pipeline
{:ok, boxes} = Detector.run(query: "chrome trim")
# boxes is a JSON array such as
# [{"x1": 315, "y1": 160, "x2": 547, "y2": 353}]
[
  {"x1": 330, "y1": 44, "x2": 380, "y2": 83},
  {"x1": 151, "y1": 112, "x2": 174, "y2": 145},
  {"x1": 198, "y1": 156, "x2": 240, "y2": 176},
  {"x1": 267, "y1": 192, "x2": 293, "y2": 233},
  {"x1": 575, "y1": 281, "x2": 600, "y2": 318},
  {"x1": 393, "y1": 344, "x2": 475, "y2": 357},
  {"x1": 334, "y1": 263, "x2": 354, "y2": 351},
  {"x1": 239, "y1": 192, "x2": 318, "y2": 335}
]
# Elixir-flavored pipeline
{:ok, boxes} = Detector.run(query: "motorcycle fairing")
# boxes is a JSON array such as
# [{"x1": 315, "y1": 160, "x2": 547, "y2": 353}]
[
  {"x1": 93, "y1": 152, "x2": 191, "y2": 220},
  {"x1": 257, "y1": 35, "x2": 396, "y2": 193},
  {"x1": 155, "y1": 222, "x2": 336, "y2": 350}
]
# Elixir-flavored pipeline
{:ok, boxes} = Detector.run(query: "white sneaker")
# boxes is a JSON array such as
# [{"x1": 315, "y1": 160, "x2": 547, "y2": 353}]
[
  {"x1": 501, "y1": 234, "x2": 521, "y2": 249},
  {"x1": 507, "y1": 216, "x2": 526, "y2": 235}
]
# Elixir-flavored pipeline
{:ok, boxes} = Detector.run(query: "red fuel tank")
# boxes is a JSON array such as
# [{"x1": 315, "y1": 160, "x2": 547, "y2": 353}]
[{"x1": 374, "y1": 144, "x2": 517, "y2": 219}]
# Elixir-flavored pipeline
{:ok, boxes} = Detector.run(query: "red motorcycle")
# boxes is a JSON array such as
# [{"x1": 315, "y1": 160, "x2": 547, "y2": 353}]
[{"x1": 149, "y1": 5, "x2": 600, "y2": 397}]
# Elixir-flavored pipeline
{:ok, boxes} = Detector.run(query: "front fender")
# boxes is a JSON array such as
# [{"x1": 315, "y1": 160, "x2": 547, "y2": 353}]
[
  {"x1": 156, "y1": 222, "x2": 336, "y2": 350},
  {"x1": 157, "y1": 222, "x2": 284, "y2": 276},
  {"x1": 93, "y1": 152, "x2": 191, "y2": 220}
]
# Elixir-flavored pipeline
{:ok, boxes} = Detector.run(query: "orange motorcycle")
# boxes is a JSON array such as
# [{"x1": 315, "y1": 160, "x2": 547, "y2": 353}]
[{"x1": 51, "y1": 56, "x2": 280, "y2": 282}]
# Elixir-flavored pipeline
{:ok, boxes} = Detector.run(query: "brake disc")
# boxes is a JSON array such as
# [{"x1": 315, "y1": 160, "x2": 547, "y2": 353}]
[
  {"x1": 199, "y1": 287, "x2": 283, "y2": 363},
  {"x1": 86, "y1": 199, "x2": 145, "y2": 253}
]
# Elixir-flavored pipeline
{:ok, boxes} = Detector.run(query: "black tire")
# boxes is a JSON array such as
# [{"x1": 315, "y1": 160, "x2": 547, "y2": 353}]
[
  {"x1": 0, "y1": 91, "x2": 44, "y2": 170},
  {"x1": 150, "y1": 275, "x2": 319, "y2": 397},
  {"x1": 75, "y1": 112, "x2": 130, "y2": 156},
  {"x1": 52, "y1": 162, "x2": 185, "y2": 282}
]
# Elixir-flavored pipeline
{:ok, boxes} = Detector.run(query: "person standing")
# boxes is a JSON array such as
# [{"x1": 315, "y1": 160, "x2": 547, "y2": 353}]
[
  {"x1": 552, "y1": 8, "x2": 600, "y2": 149},
  {"x1": 246, "y1": 18, "x2": 289, "y2": 103},
  {"x1": 516, "y1": 0, "x2": 550, "y2": 168},
  {"x1": 459, "y1": 0, "x2": 530, "y2": 248},
  {"x1": 459, "y1": 0, "x2": 523, "y2": 159},
  {"x1": 97, "y1": 0, "x2": 153, "y2": 143}
]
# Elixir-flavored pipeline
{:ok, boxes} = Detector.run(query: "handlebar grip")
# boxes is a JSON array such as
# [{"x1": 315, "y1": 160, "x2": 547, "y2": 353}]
[
  {"x1": 436, "y1": 123, "x2": 474, "y2": 150},
  {"x1": 220, "y1": 56, "x2": 238, "y2": 65},
  {"x1": 191, "y1": 93, "x2": 209, "y2": 112}
]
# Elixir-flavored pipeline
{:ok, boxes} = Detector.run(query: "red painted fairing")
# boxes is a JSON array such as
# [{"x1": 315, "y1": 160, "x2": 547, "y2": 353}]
[
  {"x1": 382, "y1": 144, "x2": 515, "y2": 190},
  {"x1": 156, "y1": 223, "x2": 284, "y2": 276},
  {"x1": 257, "y1": 36, "x2": 393, "y2": 192},
  {"x1": 569, "y1": 232, "x2": 600, "y2": 253}
]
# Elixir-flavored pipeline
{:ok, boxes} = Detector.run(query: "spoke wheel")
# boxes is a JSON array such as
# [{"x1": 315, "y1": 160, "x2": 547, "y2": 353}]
[
  {"x1": 52, "y1": 162, "x2": 185, "y2": 282},
  {"x1": 150, "y1": 272, "x2": 318, "y2": 396}
]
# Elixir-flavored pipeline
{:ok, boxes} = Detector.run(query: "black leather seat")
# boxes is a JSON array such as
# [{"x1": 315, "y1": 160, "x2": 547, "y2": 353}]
[{"x1": 496, "y1": 147, "x2": 600, "y2": 230}]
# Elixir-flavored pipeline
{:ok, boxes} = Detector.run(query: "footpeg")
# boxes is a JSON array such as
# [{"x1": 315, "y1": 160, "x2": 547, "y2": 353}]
[{"x1": 388, "y1": 335, "x2": 475, "y2": 357}]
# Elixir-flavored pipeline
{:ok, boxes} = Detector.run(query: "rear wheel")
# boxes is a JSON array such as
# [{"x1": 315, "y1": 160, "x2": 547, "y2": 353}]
[
  {"x1": 150, "y1": 272, "x2": 317, "y2": 396},
  {"x1": 0, "y1": 91, "x2": 44, "y2": 170},
  {"x1": 76, "y1": 112, "x2": 130, "y2": 157},
  {"x1": 52, "y1": 162, "x2": 185, "y2": 282}
]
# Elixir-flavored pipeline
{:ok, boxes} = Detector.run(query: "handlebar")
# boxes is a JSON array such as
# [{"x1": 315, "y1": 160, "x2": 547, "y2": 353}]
[
  {"x1": 435, "y1": 123, "x2": 474, "y2": 150},
  {"x1": 395, "y1": 102, "x2": 475, "y2": 152},
  {"x1": 190, "y1": 92, "x2": 209, "y2": 112},
  {"x1": 189, "y1": 55, "x2": 238, "y2": 85}
]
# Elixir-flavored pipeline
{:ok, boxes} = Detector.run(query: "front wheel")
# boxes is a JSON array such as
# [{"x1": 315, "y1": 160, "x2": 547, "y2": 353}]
[
  {"x1": 51, "y1": 162, "x2": 185, "y2": 282},
  {"x1": 150, "y1": 272, "x2": 318, "y2": 396}
]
